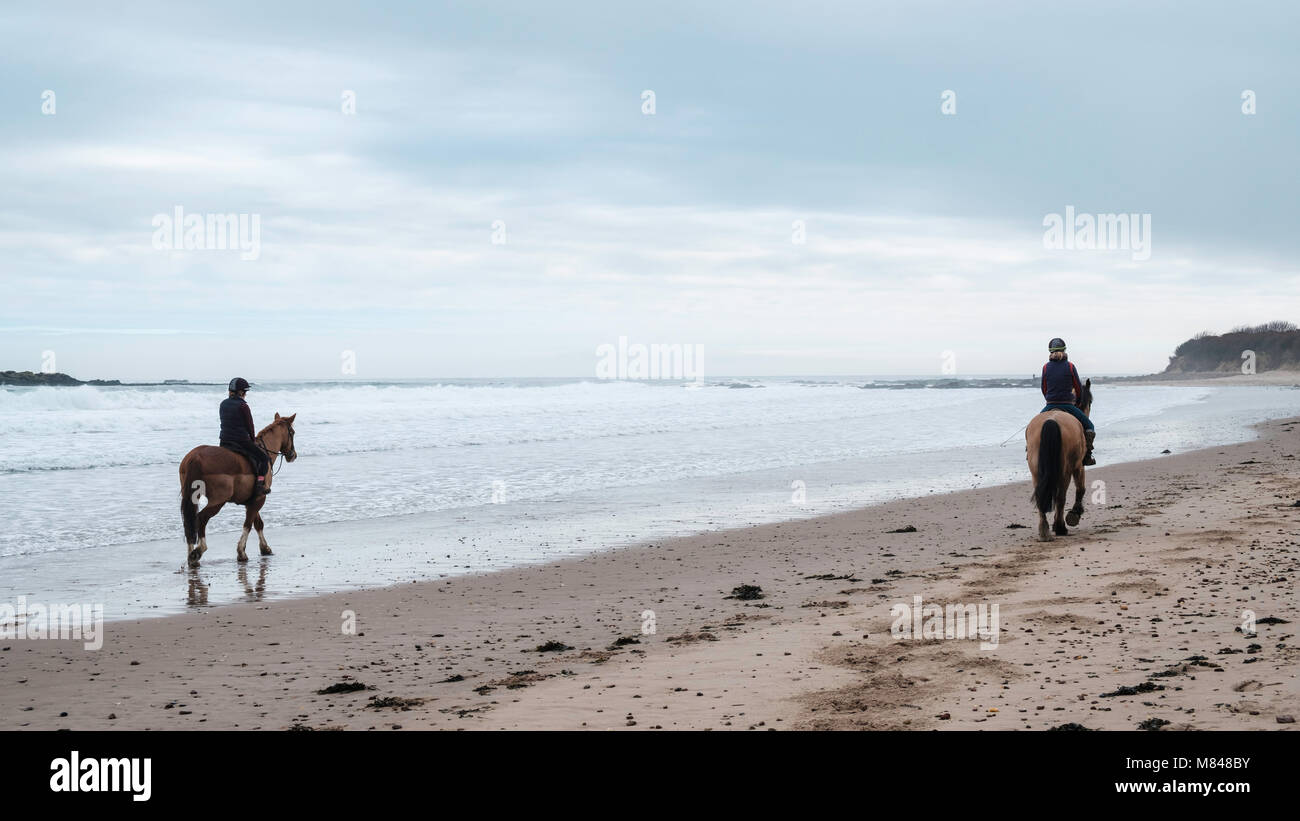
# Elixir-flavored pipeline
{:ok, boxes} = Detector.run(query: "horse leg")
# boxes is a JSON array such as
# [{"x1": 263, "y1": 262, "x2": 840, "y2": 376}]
[
  {"x1": 1029, "y1": 462, "x2": 1052, "y2": 542},
  {"x1": 254, "y1": 508, "x2": 272, "y2": 556},
  {"x1": 192, "y1": 501, "x2": 225, "y2": 566},
  {"x1": 1066, "y1": 465, "x2": 1085, "y2": 526},
  {"x1": 236, "y1": 505, "x2": 255, "y2": 563},
  {"x1": 244, "y1": 495, "x2": 272, "y2": 556},
  {"x1": 1052, "y1": 479, "x2": 1069, "y2": 535}
]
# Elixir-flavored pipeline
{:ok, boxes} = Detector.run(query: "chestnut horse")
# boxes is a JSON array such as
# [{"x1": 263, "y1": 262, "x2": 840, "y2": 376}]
[
  {"x1": 179, "y1": 413, "x2": 297, "y2": 566},
  {"x1": 1024, "y1": 380, "x2": 1092, "y2": 541}
]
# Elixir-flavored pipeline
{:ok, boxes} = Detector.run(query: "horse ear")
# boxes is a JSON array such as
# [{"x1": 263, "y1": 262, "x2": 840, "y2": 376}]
[
  {"x1": 1085, "y1": 378, "x2": 1091, "y2": 387},
  {"x1": 286, "y1": 413, "x2": 296, "y2": 424},
  {"x1": 274, "y1": 412, "x2": 281, "y2": 420}
]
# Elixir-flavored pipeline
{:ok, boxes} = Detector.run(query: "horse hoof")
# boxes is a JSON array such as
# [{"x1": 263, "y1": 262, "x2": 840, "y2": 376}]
[
  {"x1": 187, "y1": 551, "x2": 202, "y2": 567},
  {"x1": 1053, "y1": 524, "x2": 1069, "y2": 536},
  {"x1": 1038, "y1": 534, "x2": 1053, "y2": 542},
  {"x1": 259, "y1": 546, "x2": 273, "y2": 556},
  {"x1": 237, "y1": 553, "x2": 248, "y2": 563},
  {"x1": 1066, "y1": 511, "x2": 1081, "y2": 527}
]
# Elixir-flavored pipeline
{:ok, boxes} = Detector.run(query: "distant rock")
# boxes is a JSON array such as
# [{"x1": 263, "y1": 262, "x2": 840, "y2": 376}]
[
  {"x1": 0, "y1": 370, "x2": 98, "y2": 386},
  {"x1": 0, "y1": 370, "x2": 210, "y2": 387}
]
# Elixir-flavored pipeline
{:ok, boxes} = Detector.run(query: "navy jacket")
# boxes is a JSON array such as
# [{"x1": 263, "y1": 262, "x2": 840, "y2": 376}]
[
  {"x1": 219, "y1": 396, "x2": 257, "y2": 443},
  {"x1": 1041, "y1": 358, "x2": 1083, "y2": 405}
]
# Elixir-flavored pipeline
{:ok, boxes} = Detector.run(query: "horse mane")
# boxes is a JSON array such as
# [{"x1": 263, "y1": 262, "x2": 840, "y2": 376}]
[{"x1": 256, "y1": 415, "x2": 293, "y2": 440}]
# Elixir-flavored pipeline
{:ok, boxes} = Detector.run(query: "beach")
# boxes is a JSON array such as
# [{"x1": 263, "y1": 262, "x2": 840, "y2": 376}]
[{"x1": 3, "y1": 413, "x2": 1295, "y2": 731}]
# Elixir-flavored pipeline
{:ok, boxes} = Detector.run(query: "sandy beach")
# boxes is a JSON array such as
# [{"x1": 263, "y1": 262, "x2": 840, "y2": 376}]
[
  {"x1": 1108, "y1": 370, "x2": 1300, "y2": 388},
  {"x1": 3, "y1": 416, "x2": 1296, "y2": 732}
]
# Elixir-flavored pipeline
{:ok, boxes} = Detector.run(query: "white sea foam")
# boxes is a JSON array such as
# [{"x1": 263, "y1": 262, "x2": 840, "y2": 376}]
[{"x1": 0, "y1": 379, "x2": 1293, "y2": 565}]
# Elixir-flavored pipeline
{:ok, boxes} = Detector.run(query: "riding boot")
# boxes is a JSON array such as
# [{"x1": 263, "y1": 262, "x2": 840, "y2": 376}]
[
  {"x1": 252, "y1": 478, "x2": 270, "y2": 496},
  {"x1": 1083, "y1": 430, "x2": 1096, "y2": 466}
]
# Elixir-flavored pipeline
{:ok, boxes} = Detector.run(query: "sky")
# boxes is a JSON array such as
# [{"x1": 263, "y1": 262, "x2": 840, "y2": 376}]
[{"x1": 1, "y1": 0, "x2": 1297, "y2": 381}]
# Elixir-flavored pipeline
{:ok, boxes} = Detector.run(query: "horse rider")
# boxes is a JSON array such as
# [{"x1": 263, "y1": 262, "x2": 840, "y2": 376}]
[
  {"x1": 1040, "y1": 338, "x2": 1096, "y2": 465},
  {"x1": 220, "y1": 377, "x2": 270, "y2": 496}
]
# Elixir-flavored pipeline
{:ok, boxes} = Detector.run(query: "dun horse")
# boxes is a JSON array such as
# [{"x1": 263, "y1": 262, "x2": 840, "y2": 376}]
[
  {"x1": 179, "y1": 413, "x2": 297, "y2": 566},
  {"x1": 1025, "y1": 381, "x2": 1092, "y2": 541}
]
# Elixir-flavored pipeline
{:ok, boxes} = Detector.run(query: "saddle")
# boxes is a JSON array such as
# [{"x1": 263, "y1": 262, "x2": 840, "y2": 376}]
[{"x1": 219, "y1": 440, "x2": 271, "y2": 496}]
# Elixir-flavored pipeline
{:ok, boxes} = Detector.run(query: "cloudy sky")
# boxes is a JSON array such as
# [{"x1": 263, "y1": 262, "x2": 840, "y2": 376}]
[{"x1": 2, "y1": 0, "x2": 1297, "y2": 380}]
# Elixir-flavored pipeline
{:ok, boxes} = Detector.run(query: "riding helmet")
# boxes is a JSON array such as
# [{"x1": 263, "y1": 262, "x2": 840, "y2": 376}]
[
  {"x1": 1047, "y1": 338, "x2": 1067, "y2": 352},
  {"x1": 228, "y1": 377, "x2": 251, "y2": 392}
]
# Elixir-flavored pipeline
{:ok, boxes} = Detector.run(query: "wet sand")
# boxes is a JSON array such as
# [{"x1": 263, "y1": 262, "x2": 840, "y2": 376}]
[{"x1": 3, "y1": 418, "x2": 1297, "y2": 731}]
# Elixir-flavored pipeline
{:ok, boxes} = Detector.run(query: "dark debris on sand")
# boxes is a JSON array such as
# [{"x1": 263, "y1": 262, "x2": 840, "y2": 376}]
[
  {"x1": 534, "y1": 640, "x2": 574, "y2": 652},
  {"x1": 1100, "y1": 682, "x2": 1166, "y2": 698},
  {"x1": 727, "y1": 584, "x2": 765, "y2": 600},
  {"x1": 665, "y1": 631, "x2": 719, "y2": 644},
  {"x1": 317, "y1": 681, "x2": 370, "y2": 695},
  {"x1": 367, "y1": 696, "x2": 426, "y2": 710},
  {"x1": 490, "y1": 670, "x2": 551, "y2": 689},
  {"x1": 1048, "y1": 723, "x2": 1095, "y2": 731}
]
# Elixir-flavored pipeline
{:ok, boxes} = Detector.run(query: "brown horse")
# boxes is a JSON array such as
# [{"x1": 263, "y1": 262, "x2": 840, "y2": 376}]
[
  {"x1": 1024, "y1": 380, "x2": 1092, "y2": 541},
  {"x1": 179, "y1": 413, "x2": 297, "y2": 566}
]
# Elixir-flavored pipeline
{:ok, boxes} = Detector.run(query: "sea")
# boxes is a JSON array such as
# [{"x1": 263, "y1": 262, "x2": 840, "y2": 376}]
[{"x1": 1, "y1": 376, "x2": 1295, "y2": 620}]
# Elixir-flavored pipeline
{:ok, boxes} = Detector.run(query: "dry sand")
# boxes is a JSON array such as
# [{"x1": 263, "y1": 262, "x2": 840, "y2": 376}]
[
  {"x1": 3, "y1": 419, "x2": 1297, "y2": 731},
  {"x1": 1114, "y1": 370, "x2": 1300, "y2": 387}
]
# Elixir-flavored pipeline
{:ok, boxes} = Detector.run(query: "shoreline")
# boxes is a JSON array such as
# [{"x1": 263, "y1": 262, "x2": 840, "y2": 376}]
[
  {"x1": 1099, "y1": 370, "x2": 1300, "y2": 387},
  {"x1": 2, "y1": 417, "x2": 1296, "y2": 730},
  {"x1": 7, "y1": 380, "x2": 1298, "y2": 624}
]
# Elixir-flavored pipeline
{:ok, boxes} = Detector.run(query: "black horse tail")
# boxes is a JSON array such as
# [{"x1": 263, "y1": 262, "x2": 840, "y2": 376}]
[
  {"x1": 181, "y1": 458, "x2": 202, "y2": 545},
  {"x1": 1034, "y1": 419, "x2": 1062, "y2": 514}
]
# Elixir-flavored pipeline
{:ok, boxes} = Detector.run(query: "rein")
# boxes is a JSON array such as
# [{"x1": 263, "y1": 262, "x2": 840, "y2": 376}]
[
  {"x1": 1003, "y1": 396, "x2": 1093, "y2": 447},
  {"x1": 999, "y1": 425, "x2": 1028, "y2": 447},
  {"x1": 255, "y1": 424, "x2": 294, "y2": 476}
]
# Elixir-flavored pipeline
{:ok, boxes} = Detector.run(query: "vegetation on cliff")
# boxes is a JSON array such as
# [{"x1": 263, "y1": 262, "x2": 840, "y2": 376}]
[{"x1": 1165, "y1": 321, "x2": 1299, "y2": 373}]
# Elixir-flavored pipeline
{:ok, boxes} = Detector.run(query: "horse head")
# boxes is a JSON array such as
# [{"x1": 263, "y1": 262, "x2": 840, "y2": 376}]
[
  {"x1": 267, "y1": 412, "x2": 298, "y2": 462},
  {"x1": 1078, "y1": 379, "x2": 1093, "y2": 417}
]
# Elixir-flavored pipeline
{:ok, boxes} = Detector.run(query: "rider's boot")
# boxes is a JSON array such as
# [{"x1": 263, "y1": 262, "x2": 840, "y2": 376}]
[
  {"x1": 1083, "y1": 430, "x2": 1096, "y2": 466},
  {"x1": 252, "y1": 476, "x2": 270, "y2": 496}
]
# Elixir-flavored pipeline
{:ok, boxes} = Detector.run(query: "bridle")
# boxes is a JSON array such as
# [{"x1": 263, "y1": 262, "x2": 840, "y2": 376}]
[{"x1": 256, "y1": 422, "x2": 296, "y2": 476}]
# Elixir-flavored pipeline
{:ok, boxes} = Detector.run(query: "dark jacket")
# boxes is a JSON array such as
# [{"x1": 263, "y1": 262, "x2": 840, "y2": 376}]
[
  {"x1": 219, "y1": 396, "x2": 257, "y2": 443},
  {"x1": 1041, "y1": 358, "x2": 1083, "y2": 405}
]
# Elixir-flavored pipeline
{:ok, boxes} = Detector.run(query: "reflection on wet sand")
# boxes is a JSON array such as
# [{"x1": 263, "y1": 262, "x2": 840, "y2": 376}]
[
  {"x1": 186, "y1": 569, "x2": 209, "y2": 608},
  {"x1": 185, "y1": 559, "x2": 271, "y2": 609},
  {"x1": 238, "y1": 560, "x2": 269, "y2": 602}
]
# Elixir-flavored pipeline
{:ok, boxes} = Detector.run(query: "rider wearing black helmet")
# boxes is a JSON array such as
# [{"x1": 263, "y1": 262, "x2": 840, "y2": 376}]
[
  {"x1": 219, "y1": 377, "x2": 270, "y2": 496},
  {"x1": 1041, "y1": 339, "x2": 1096, "y2": 465}
]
